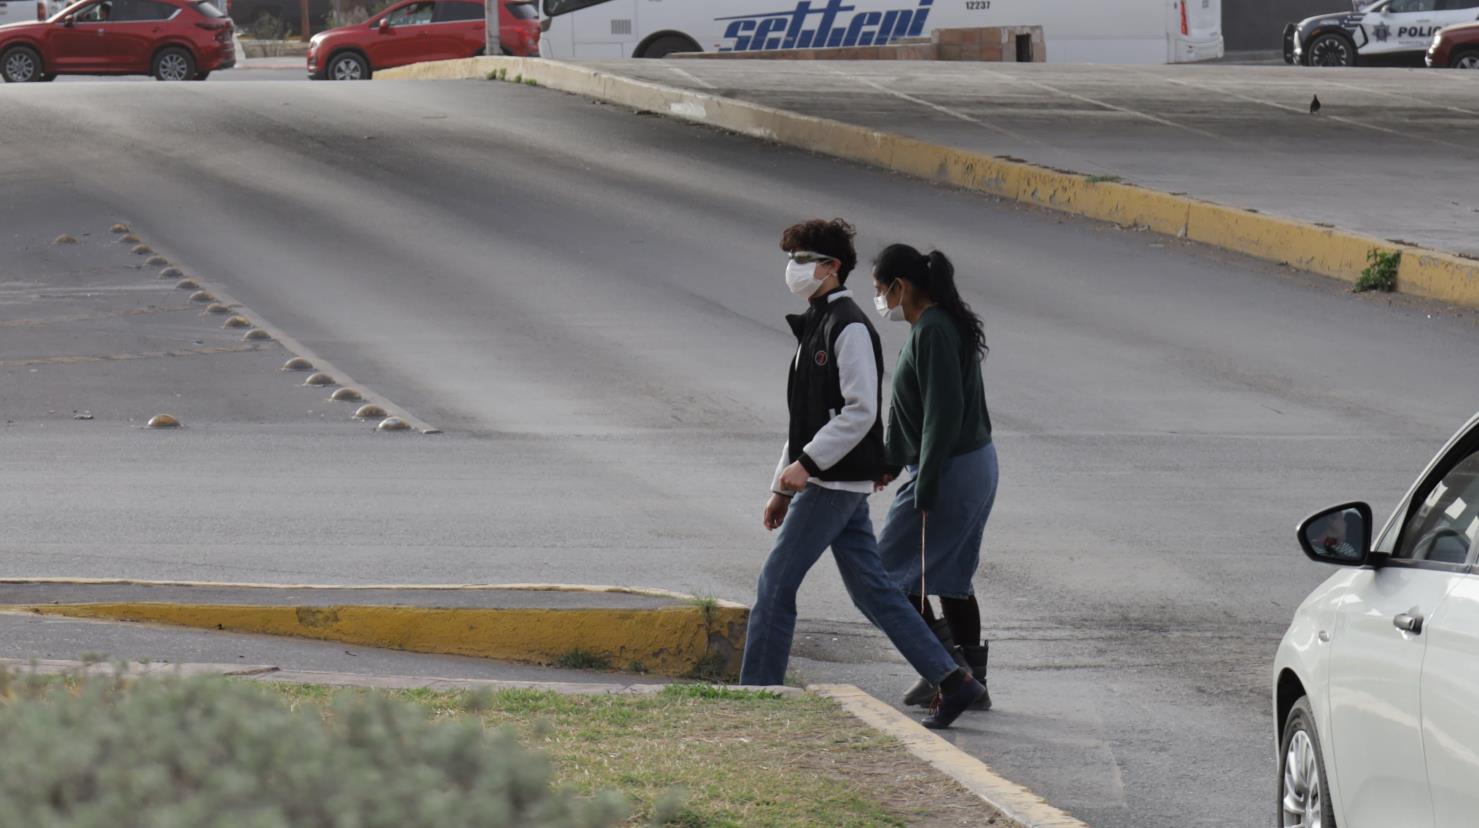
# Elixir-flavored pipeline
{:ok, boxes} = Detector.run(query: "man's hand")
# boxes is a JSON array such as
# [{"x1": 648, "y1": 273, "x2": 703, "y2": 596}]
[
  {"x1": 777, "y1": 461, "x2": 810, "y2": 494},
  {"x1": 873, "y1": 472, "x2": 897, "y2": 492},
  {"x1": 763, "y1": 493, "x2": 791, "y2": 531}
]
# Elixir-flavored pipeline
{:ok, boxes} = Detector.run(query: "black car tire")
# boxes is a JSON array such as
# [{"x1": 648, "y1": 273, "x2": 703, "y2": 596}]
[
  {"x1": 326, "y1": 50, "x2": 369, "y2": 80},
  {"x1": 1278, "y1": 698, "x2": 1338, "y2": 828},
  {"x1": 1, "y1": 45, "x2": 44, "y2": 83},
  {"x1": 194, "y1": 70, "x2": 211, "y2": 80},
  {"x1": 638, "y1": 34, "x2": 700, "y2": 58},
  {"x1": 1306, "y1": 32, "x2": 1357, "y2": 67},
  {"x1": 40, "y1": 73, "x2": 57, "y2": 81},
  {"x1": 1451, "y1": 48, "x2": 1479, "y2": 69},
  {"x1": 153, "y1": 46, "x2": 197, "y2": 81}
]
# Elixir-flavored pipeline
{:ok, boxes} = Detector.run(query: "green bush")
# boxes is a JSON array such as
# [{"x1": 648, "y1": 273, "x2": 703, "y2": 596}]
[
  {"x1": 0, "y1": 670, "x2": 626, "y2": 828},
  {"x1": 1356, "y1": 248, "x2": 1400, "y2": 293},
  {"x1": 242, "y1": 12, "x2": 293, "y2": 41}
]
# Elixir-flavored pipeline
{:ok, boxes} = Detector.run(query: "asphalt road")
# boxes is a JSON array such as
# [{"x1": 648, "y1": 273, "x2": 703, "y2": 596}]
[{"x1": 4, "y1": 78, "x2": 1479, "y2": 827}]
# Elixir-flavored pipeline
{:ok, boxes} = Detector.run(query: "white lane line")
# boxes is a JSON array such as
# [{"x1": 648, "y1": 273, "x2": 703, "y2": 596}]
[
  {"x1": 971, "y1": 66, "x2": 1237, "y2": 146},
  {"x1": 816, "y1": 65, "x2": 1045, "y2": 146},
  {"x1": 134, "y1": 228, "x2": 440, "y2": 435},
  {"x1": 662, "y1": 64, "x2": 718, "y2": 90},
  {"x1": 1148, "y1": 74, "x2": 1479, "y2": 156}
]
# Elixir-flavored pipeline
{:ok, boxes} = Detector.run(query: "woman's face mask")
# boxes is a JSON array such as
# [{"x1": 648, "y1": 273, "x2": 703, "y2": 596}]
[{"x1": 874, "y1": 280, "x2": 906, "y2": 322}]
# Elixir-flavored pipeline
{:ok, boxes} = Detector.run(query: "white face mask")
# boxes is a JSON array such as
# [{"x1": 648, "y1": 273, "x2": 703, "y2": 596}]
[
  {"x1": 786, "y1": 259, "x2": 823, "y2": 298},
  {"x1": 874, "y1": 283, "x2": 906, "y2": 322}
]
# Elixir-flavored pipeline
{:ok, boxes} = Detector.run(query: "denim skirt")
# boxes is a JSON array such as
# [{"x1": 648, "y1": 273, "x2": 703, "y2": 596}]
[{"x1": 879, "y1": 441, "x2": 998, "y2": 599}]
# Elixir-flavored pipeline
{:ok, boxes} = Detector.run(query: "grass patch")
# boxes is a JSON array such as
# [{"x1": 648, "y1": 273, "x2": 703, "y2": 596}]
[
  {"x1": 1356, "y1": 248, "x2": 1400, "y2": 293},
  {"x1": 555, "y1": 649, "x2": 614, "y2": 671},
  {"x1": 333, "y1": 683, "x2": 983, "y2": 827},
  {"x1": 1084, "y1": 174, "x2": 1122, "y2": 184}
]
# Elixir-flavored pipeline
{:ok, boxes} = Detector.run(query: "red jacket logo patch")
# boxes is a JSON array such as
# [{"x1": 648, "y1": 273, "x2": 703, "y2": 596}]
[{"x1": 814, "y1": 351, "x2": 828, "y2": 367}]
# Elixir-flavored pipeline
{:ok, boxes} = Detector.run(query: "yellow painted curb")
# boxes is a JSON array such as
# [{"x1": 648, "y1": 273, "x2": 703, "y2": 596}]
[
  {"x1": 812, "y1": 683, "x2": 1088, "y2": 828},
  {"x1": 377, "y1": 56, "x2": 1479, "y2": 310},
  {"x1": 8, "y1": 600, "x2": 747, "y2": 680}
]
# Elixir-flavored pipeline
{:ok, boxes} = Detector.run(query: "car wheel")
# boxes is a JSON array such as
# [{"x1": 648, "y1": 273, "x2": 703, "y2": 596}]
[
  {"x1": 327, "y1": 51, "x2": 368, "y2": 81},
  {"x1": 1, "y1": 46, "x2": 44, "y2": 83},
  {"x1": 1306, "y1": 33, "x2": 1356, "y2": 67},
  {"x1": 1280, "y1": 698, "x2": 1336, "y2": 828},
  {"x1": 639, "y1": 34, "x2": 700, "y2": 58},
  {"x1": 153, "y1": 47, "x2": 196, "y2": 81},
  {"x1": 1451, "y1": 48, "x2": 1479, "y2": 69}
]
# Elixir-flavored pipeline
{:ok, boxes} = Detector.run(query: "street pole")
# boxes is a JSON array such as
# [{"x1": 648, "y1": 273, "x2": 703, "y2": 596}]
[{"x1": 484, "y1": 0, "x2": 499, "y2": 57}]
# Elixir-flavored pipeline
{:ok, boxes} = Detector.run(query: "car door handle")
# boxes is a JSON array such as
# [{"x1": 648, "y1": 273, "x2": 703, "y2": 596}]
[{"x1": 1394, "y1": 612, "x2": 1425, "y2": 634}]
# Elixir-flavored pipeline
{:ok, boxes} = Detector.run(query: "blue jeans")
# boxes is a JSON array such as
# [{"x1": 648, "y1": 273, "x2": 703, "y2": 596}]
[{"x1": 740, "y1": 484, "x2": 960, "y2": 687}]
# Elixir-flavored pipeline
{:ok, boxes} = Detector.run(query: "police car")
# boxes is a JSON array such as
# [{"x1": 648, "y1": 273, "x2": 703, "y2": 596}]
[{"x1": 1286, "y1": 0, "x2": 1479, "y2": 66}]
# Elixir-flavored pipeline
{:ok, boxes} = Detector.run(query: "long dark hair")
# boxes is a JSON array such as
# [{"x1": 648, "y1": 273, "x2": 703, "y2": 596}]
[{"x1": 873, "y1": 244, "x2": 987, "y2": 358}]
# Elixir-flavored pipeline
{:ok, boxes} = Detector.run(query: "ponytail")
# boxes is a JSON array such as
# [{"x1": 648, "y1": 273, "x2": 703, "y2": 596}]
[{"x1": 873, "y1": 244, "x2": 988, "y2": 358}]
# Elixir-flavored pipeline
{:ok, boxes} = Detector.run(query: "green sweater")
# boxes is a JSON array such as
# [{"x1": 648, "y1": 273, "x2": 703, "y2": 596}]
[{"x1": 885, "y1": 307, "x2": 992, "y2": 511}]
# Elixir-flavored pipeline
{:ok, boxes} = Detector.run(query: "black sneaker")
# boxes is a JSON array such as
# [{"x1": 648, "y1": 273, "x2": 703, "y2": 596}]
[{"x1": 921, "y1": 675, "x2": 987, "y2": 730}]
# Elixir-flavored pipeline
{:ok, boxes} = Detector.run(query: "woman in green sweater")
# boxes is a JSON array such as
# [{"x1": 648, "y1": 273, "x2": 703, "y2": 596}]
[{"x1": 871, "y1": 244, "x2": 998, "y2": 711}]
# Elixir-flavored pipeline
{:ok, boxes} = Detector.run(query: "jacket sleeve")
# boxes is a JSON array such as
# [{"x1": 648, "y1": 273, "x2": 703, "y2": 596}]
[
  {"x1": 798, "y1": 323, "x2": 878, "y2": 475},
  {"x1": 912, "y1": 324, "x2": 964, "y2": 512}
]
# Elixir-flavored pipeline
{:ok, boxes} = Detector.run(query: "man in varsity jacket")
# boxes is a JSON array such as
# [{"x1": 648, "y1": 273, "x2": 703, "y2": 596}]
[{"x1": 738, "y1": 218, "x2": 985, "y2": 729}]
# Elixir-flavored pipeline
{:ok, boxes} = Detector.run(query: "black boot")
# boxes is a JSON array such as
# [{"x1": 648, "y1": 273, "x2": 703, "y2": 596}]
[
  {"x1": 961, "y1": 641, "x2": 991, "y2": 711},
  {"x1": 903, "y1": 618, "x2": 970, "y2": 707},
  {"x1": 922, "y1": 671, "x2": 987, "y2": 730}
]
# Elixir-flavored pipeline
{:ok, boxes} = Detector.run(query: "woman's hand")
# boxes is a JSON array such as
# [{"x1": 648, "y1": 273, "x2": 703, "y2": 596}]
[{"x1": 763, "y1": 493, "x2": 791, "y2": 531}]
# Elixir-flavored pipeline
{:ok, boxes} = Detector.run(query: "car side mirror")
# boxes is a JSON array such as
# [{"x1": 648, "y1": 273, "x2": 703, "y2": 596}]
[
  {"x1": 377, "y1": 18, "x2": 391, "y2": 32},
  {"x1": 62, "y1": 13, "x2": 74, "y2": 25},
  {"x1": 1298, "y1": 502, "x2": 1377, "y2": 567}
]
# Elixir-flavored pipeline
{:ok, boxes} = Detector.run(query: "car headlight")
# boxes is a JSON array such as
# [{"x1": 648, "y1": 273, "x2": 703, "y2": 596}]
[{"x1": 1431, "y1": 33, "x2": 1443, "y2": 48}]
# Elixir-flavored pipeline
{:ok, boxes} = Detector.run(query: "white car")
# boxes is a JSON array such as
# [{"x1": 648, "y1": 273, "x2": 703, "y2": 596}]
[{"x1": 1275, "y1": 413, "x2": 1479, "y2": 828}]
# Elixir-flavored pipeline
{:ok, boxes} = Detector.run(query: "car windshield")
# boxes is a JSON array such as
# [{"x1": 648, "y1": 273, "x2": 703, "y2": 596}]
[
  {"x1": 192, "y1": 0, "x2": 225, "y2": 17},
  {"x1": 48, "y1": 0, "x2": 96, "y2": 21}
]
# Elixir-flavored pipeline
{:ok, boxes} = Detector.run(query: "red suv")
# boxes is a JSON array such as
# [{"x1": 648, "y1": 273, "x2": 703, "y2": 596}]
[
  {"x1": 1428, "y1": 22, "x2": 1479, "y2": 68},
  {"x1": 0, "y1": 0, "x2": 233, "y2": 82},
  {"x1": 308, "y1": 0, "x2": 538, "y2": 80}
]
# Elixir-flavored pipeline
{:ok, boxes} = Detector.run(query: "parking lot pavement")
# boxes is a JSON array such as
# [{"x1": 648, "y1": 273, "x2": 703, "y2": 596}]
[
  {"x1": 55, "y1": 57, "x2": 306, "y2": 82},
  {"x1": 5, "y1": 79, "x2": 1479, "y2": 828},
  {"x1": 592, "y1": 60, "x2": 1479, "y2": 258}
]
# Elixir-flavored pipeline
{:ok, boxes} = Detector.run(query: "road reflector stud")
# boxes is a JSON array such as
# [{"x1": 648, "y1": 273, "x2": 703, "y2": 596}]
[
  {"x1": 330, "y1": 388, "x2": 363, "y2": 402},
  {"x1": 147, "y1": 414, "x2": 181, "y2": 429},
  {"x1": 53, "y1": 235, "x2": 78, "y2": 245},
  {"x1": 189, "y1": 291, "x2": 214, "y2": 303},
  {"x1": 159, "y1": 267, "x2": 182, "y2": 279},
  {"x1": 243, "y1": 329, "x2": 273, "y2": 342},
  {"x1": 224, "y1": 315, "x2": 251, "y2": 329},
  {"x1": 146, "y1": 256, "x2": 168, "y2": 267},
  {"x1": 133, "y1": 245, "x2": 153, "y2": 255},
  {"x1": 121, "y1": 234, "x2": 141, "y2": 243},
  {"x1": 304, "y1": 372, "x2": 335, "y2": 387},
  {"x1": 353, "y1": 404, "x2": 387, "y2": 419},
  {"x1": 377, "y1": 417, "x2": 410, "y2": 432},
  {"x1": 282, "y1": 357, "x2": 314, "y2": 372},
  {"x1": 176, "y1": 279, "x2": 200, "y2": 290},
  {"x1": 110, "y1": 224, "x2": 129, "y2": 234},
  {"x1": 205, "y1": 303, "x2": 230, "y2": 314}
]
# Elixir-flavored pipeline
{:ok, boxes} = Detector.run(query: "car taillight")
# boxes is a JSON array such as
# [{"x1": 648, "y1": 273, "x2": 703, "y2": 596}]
[
  {"x1": 1179, "y1": 0, "x2": 1189, "y2": 36},
  {"x1": 196, "y1": 20, "x2": 229, "y2": 30}
]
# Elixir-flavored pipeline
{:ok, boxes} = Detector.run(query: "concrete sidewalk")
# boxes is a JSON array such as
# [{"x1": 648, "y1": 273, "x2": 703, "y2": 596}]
[
  {"x1": 582, "y1": 61, "x2": 1479, "y2": 260},
  {"x1": 0, "y1": 581, "x2": 747, "y2": 679}
]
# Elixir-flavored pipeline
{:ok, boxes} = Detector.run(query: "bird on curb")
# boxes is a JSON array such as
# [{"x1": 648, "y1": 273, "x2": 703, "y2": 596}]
[{"x1": 1310, "y1": 95, "x2": 1322, "y2": 114}]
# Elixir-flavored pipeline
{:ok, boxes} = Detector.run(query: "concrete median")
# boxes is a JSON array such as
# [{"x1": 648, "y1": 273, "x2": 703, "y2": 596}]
[
  {"x1": 377, "y1": 56, "x2": 1479, "y2": 310},
  {"x1": 0, "y1": 580, "x2": 747, "y2": 680}
]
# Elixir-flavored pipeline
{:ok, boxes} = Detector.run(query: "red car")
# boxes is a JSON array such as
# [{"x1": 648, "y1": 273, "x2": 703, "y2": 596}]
[
  {"x1": 1428, "y1": 21, "x2": 1479, "y2": 69},
  {"x1": 307, "y1": 0, "x2": 538, "y2": 81},
  {"x1": 0, "y1": 0, "x2": 233, "y2": 82}
]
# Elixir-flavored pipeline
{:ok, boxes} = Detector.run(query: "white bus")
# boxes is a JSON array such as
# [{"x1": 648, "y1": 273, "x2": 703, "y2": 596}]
[{"x1": 538, "y1": 0, "x2": 1223, "y2": 63}]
